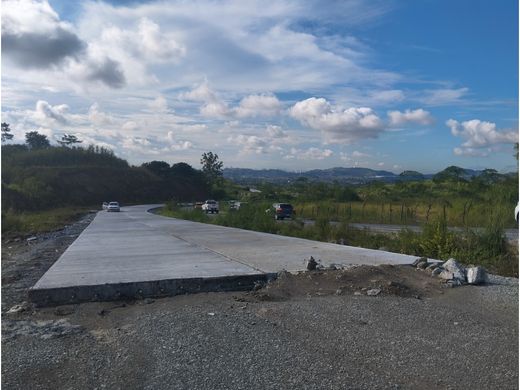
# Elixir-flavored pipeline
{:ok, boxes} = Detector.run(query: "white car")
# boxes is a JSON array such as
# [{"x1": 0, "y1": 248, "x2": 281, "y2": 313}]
[
  {"x1": 202, "y1": 200, "x2": 219, "y2": 214},
  {"x1": 102, "y1": 202, "x2": 108, "y2": 210},
  {"x1": 107, "y1": 201, "x2": 120, "y2": 212},
  {"x1": 515, "y1": 202, "x2": 519, "y2": 222}
]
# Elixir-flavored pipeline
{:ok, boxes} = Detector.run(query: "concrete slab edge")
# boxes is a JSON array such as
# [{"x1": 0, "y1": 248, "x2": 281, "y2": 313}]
[{"x1": 28, "y1": 273, "x2": 276, "y2": 307}]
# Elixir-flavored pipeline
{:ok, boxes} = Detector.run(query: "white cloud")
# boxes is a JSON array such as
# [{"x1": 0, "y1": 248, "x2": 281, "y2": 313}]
[
  {"x1": 234, "y1": 94, "x2": 281, "y2": 118},
  {"x1": 285, "y1": 147, "x2": 333, "y2": 160},
  {"x1": 421, "y1": 88, "x2": 468, "y2": 106},
  {"x1": 370, "y1": 89, "x2": 405, "y2": 104},
  {"x1": 352, "y1": 150, "x2": 370, "y2": 158},
  {"x1": 137, "y1": 17, "x2": 186, "y2": 61},
  {"x1": 290, "y1": 97, "x2": 384, "y2": 143},
  {"x1": 266, "y1": 125, "x2": 286, "y2": 138},
  {"x1": 387, "y1": 108, "x2": 434, "y2": 126},
  {"x1": 88, "y1": 103, "x2": 114, "y2": 125},
  {"x1": 148, "y1": 96, "x2": 169, "y2": 113},
  {"x1": 447, "y1": 119, "x2": 518, "y2": 156},
  {"x1": 34, "y1": 100, "x2": 69, "y2": 124}
]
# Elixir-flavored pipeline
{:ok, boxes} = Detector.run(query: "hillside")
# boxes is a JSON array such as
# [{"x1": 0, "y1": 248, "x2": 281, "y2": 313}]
[{"x1": 1, "y1": 145, "x2": 210, "y2": 211}]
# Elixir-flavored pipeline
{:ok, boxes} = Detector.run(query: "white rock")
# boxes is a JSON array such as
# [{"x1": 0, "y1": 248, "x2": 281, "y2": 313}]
[
  {"x1": 366, "y1": 288, "x2": 381, "y2": 296},
  {"x1": 442, "y1": 258, "x2": 466, "y2": 283},
  {"x1": 438, "y1": 270, "x2": 454, "y2": 280},
  {"x1": 466, "y1": 266, "x2": 488, "y2": 285}
]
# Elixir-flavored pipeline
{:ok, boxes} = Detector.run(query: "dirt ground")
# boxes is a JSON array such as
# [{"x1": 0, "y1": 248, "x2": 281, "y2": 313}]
[{"x1": 1, "y1": 215, "x2": 518, "y2": 390}]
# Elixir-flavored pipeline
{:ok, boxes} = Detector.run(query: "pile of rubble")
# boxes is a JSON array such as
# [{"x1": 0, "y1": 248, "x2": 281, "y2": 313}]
[{"x1": 413, "y1": 257, "x2": 488, "y2": 287}]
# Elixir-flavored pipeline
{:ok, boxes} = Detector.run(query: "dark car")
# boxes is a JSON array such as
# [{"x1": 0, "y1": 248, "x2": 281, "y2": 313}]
[{"x1": 272, "y1": 203, "x2": 294, "y2": 220}]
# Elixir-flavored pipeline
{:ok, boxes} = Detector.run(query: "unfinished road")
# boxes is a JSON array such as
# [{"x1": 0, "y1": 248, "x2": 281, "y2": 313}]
[{"x1": 30, "y1": 205, "x2": 424, "y2": 306}]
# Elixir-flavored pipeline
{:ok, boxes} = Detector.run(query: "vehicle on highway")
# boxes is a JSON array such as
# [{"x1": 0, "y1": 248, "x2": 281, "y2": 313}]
[
  {"x1": 515, "y1": 202, "x2": 519, "y2": 222},
  {"x1": 107, "y1": 201, "x2": 120, "y2": 212},
  {"x1": 202, "y1": 200, "x2": 219, "y2": 214},
  {"x1": 271, "y1": 203, "x2": 294, "y2": 220},
  {"x1": 102, "y1": 202, "x2": 108, "y2": 210},
  {"x1": 228, "y1": 200, "x2": 245, "y2": 210},
  {"x1": 194, "y1": 202, "x2": 204, "y2": 210}
]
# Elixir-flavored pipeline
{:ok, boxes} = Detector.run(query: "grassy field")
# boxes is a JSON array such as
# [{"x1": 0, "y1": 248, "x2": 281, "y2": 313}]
[{"x1": 292, "y1": 199, "x2": 517, "y2": 228}]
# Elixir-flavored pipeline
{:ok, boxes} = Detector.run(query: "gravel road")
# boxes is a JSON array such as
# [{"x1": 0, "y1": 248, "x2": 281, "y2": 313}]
[{"x1": 2, "y1": 214, "x2": 518, "y2": 390}]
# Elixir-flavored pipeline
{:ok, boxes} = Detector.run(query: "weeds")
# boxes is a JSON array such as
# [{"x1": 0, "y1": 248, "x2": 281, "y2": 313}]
[{"x1": 160, "y1": 203, "x2": 518, "y2": 277}]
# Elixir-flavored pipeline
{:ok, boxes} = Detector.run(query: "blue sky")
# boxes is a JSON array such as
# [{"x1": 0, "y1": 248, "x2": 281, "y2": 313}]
[{"x1": 2, "y1": 0, "x2": 518, "y2": 173}]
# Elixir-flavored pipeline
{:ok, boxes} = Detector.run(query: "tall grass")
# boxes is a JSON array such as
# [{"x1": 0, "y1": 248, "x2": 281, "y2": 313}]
[
  {"x1": 159, "y1": 203, "x2": 518, "y2": 277},
  {"x1": 2, "y1": 207, "x2": 93, "y2": 236}
]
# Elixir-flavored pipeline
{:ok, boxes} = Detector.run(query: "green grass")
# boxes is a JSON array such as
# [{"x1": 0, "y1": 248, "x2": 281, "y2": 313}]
[
  {"x1": 1, "y1": 207, "x2": 94, "y2": 237},
  {"x1": 159, "y1": 202, "x2": 518, "y2": 277}
]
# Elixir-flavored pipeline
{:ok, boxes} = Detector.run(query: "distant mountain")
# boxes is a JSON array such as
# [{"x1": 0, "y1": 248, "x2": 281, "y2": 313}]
[
  {"x1": 225, "y1": 167, "x2": 400, "y2": 184},
  {"x1": 224, "y1": 166, "x2": 490, "y2": 185}
]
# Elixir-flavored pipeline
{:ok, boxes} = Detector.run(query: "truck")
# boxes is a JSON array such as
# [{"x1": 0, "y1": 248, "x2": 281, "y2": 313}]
[{"x1": 202, "y1": 200, "x2": 219, "y2": 214}]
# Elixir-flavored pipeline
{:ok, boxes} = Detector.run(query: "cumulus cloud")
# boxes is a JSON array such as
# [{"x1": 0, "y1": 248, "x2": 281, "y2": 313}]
[
  {"x1": 86, "y1": 58, "x2": 126, "y2": 89},
  {"x1": 290, "y1": 97, "x2": 384, "y2": 143},
  {"x1": 387, "y1": 108, "x2": 434, "y2": 126},
  {"x1": 137, "y1": 18, "x2": 186, "y2": 61},
  {"x1": 266, "y1": 125, "x2": 286, "y2": 138},
  {"x1": 34, "y1": 100, "x2": 69, "y2": 124},
  {"x1": 88, "y1": 103, "x2": 114, "y2": 125},
  {"x1": 234, "y1": 94, "x2": 281, "y2": 118},
  {"x1": 447, "y1": 118, "x2": 518, "y2": 156},
  {"x1": 2, "y1": 0, "x2": 85, "y2": 68}
]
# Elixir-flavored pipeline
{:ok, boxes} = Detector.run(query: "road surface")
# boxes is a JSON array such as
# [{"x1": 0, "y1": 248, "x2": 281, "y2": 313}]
[{"x1": 30, "y1": 205, "x2": 426, "y2": 305}]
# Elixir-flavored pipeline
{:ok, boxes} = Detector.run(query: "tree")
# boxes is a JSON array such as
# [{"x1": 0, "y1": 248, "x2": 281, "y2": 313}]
[
  {"x1": 57, "y1": 133, "x2": 82, "y2": 147},
  {"x1": 1, "y1": 123, "x2": 14, "y2": 142},
  {"x1": 200, "y1": 151, "x2": 223, "y2": 183},
  {"x1": 141, "y1": 160, "x2": 171, "y2": 178},
  {"x1": 25, "y1": 131, "x2": 50, "y2": 149}
]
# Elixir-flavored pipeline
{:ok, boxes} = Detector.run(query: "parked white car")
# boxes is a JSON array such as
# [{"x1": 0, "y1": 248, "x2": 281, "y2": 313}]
[
  {"x1": 107, "y1": 201, "x2": 120, "y2": 212},
  {"x1": 202, "y1": 200, "x2": 219, "y2": 214},
  {"x1": 102, "y1": 202, "x2": 108, "y2": 210}
]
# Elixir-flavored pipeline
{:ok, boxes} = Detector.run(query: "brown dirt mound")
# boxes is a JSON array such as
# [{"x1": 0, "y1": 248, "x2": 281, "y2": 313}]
[{"x1": 250, "y1": 264, "x2": 446, "y2": 302}]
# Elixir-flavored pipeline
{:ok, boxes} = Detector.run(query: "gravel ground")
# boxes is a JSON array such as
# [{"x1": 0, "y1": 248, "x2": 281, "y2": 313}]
[{"x1": 2, "y1": 215, "x2": 518, "y2": 390}]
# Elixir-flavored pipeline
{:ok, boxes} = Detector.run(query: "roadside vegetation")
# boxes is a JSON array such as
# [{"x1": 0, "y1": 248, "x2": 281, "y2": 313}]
[
  {"x1": 2, "y1": 127, "x2": 517, "y2": 275},
  {"x1": 160, "y1": 200, "x2": 518, "y2": 277}
]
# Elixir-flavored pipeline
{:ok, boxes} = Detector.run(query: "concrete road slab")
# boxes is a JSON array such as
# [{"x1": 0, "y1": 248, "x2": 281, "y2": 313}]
[{"x1": 30, "y1": 204, "x2": 425, "y2": 306}]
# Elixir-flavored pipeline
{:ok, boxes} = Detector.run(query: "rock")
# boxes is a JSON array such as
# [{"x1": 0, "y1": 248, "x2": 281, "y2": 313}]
[
  {"x1": 335, "y1": 288, "x2": 344, "y2": 295},
  {"x1": 7, "y1": 302, "x2": 30, "y2": 314},
  {"x1": 54, "y1": 307, "x2": 74, "y2": 316},
  {"x1": 426, "y1": 263, "x2": 438, "y2": 270},
  {"x1": 328, "y1": 264, "x2": 338, "y2": 271},
  {"x1": 466, "y1": 266, "x2": 488, "y2": 285},
  {"x1": 438, "y1": 270, "x2": 454, "y2": 280},
  {"x1": 366, "y1": 288, "x2": 381, "y2": 296},
  {"x1": 416, "y1": 261, "x2": 429, "y2": 269},
  {"x1": 412, "y1": 257, "x2": 428, "y2": 267},
  {"x1": 26, "y1": 236, "x2": 37, "y2": 242},
  {"x1": 431, "y1": 267, "x2": 443, "y2": 276},
  {"x1": 354, "y1": 291, "x2": 363, "y2": 296},
  {"x1": 252, "y1": 281, "x2": 263, "y2": 291},
  {"x1": 442, "y1": 258, "x2": 466, "y2": 283},
  {"x1": 306, "y1": 256, "x2": 318, "y2": 271}
]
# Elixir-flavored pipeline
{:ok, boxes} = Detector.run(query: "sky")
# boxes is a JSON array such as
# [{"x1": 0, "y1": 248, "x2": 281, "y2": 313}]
[{"x1": 1, "y1": 0, "x2": 518, "y2": 173}]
